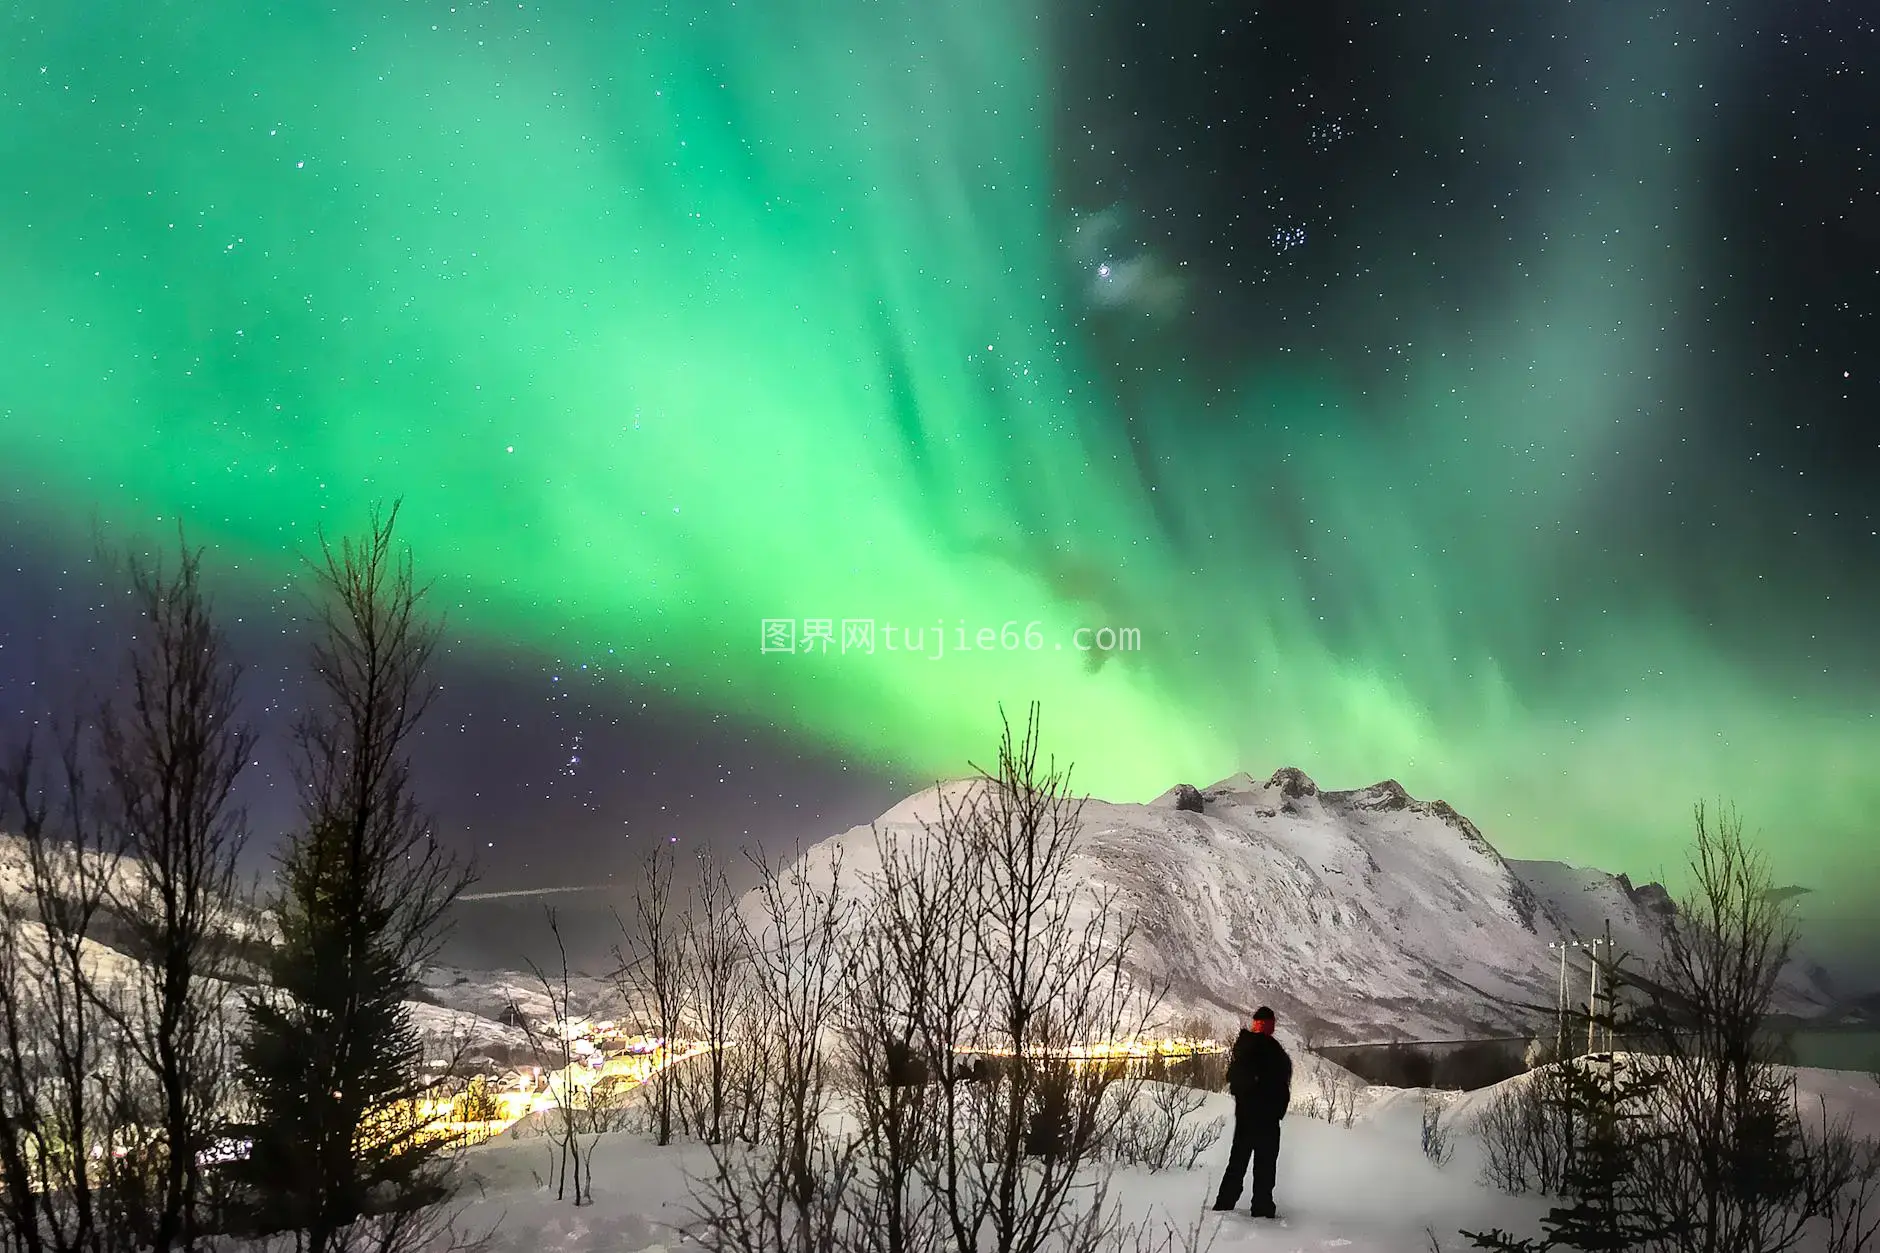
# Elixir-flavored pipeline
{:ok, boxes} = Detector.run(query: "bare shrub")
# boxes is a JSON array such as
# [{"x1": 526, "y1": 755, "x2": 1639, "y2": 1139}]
[
  {"x1": 580, "y1": 1075, "x2": 640, "y2": 1138},
  {"x1": 1333, "y1": 1074, "x2": 1360, "y2": 1127},
  {"x1": 1300, "y1": 1058, "x2": 1360, "y2": 1126},
  {"x1": 451, "y1": 1078, "x2": 500, "y2": 1127},
  {"x1": 1474, "y1": 1065, "x2": 1574, "y2": 1195},
  {"x1": 285, "y1": 1197, "x2": 496, "y2": 1253},
  {"x1": 1116, "y1": 1200, "x2": 1219, "y2": 1253},
  {"x1": 1421, "y1": 1091, "x2": 1456, "y2": 1168},
  {"x1": 1465, "y1": 989, "x2": 1681, "y2": 1252},
  {"x1": 1105, "y1": 1080, "x2": 1224, "y2": 1173},
  {"x1": 1804, "y1": 1098, "x2": 1880, "y2": 1253}
]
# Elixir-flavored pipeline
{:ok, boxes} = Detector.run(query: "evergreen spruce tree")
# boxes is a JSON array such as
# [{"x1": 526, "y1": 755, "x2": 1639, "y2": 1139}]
[
  {"x1": 1464, "y1": 952, "x2": 1682, "y2": 1253},
  {"x1": 235, "y1": 506, "x2": 471, "y2": 1253}
]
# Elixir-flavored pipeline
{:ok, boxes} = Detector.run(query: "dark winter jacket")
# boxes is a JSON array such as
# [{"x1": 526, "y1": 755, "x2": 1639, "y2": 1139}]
[{"x1": 1226, "y1": 1028, "x2": 1292, "y2": 1120}]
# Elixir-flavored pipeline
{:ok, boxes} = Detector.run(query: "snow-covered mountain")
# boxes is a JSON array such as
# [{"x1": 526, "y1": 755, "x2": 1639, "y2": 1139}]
[
  {"x1": 6, "y1": 757, "x2": 1841, "y2": 1054},
  {"x1": 767, "y1": 768, "x2": 1837, "y2": 1043}
]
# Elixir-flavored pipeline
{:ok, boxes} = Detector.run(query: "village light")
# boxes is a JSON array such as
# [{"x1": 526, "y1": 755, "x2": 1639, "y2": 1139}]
[{"x1": 953, "y1": 1036, "x2": 1227, "y2": 1063}]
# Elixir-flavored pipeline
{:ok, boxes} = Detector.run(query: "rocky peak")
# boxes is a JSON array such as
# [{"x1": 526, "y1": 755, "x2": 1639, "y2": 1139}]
[
  {"x1": 1267, "y1": 767, "x2": 1319, "y2": 800},
  {"x1": 1340, "y1": 778, "x2": 1413, "y2": 811},
  {"x1": 1627, "y1": 880, "x2": 1677, "y2": 919}
]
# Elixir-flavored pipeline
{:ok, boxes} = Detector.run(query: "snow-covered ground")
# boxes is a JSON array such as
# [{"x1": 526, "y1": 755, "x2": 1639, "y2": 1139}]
[
  {"x1": 434, "y1": 1064, "x2": 1880, "y2": 1253},
  {"x1": 445, "y1": 1090, "x2": 1543, "y2": 1253}
]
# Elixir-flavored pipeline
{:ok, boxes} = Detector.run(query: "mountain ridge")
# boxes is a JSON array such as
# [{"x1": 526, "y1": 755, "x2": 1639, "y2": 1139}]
[{"x1": 768, "y1": 767, "x2": 1836, "y2": 1043}]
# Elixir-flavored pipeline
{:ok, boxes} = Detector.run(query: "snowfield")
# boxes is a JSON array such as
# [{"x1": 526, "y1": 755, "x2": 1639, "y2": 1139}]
[
  {"x1": 443, "y1": 1090, "x2": 1546, "y2": 1253},
  {"x1": 761, "y1": 769, "x2": 1836, "y2": 1043},
  {"x1": 433, "y1": 1062, "x2": 1880, "y2": 1253}
]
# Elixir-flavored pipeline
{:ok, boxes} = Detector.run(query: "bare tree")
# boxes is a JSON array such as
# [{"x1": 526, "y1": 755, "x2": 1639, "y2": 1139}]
[
  {"x1": 1629, "y1": 802, "x2": 1817, "y2": 1253},
  {"x1": 305, "y1": 1197, "x2": 495, "y2": 1253},
  {"x1": 685, "y1": 706, "x2": 1163, "y2": 1253},
  {"x1": 94, "y1": 538, "x2": 252, "y2": 1253},
  {"x1": 690, "y1": 846, "x2": 856, "y2": 1253},
  {"x1": 0, "y1": 730, "x2": 142, "y2": 1253},
  {"x1": 511, "y1": 909, "x2": 594, "y2": 1206},
  {"x1": 615, "y1": 844, "x2": 689, "y2": 1148},
  {"x1": 812, "y1": 789, "x2": 992, "y2": 1253},
  {"x1": 236, "y1": 504, "x2": 474, "y2": 1253},
  {"x1": 1472, "y1": 805, "x2": 1854, "y2": 1253},
  {"x1": 677, "y1": 854, "x2": 747, "y2": 1146},
  {"x1": 925, "y1": 704, "x2": 1157, "y2": 1253},
  {"x1": 831, "y1": 863, "x2": 947, "y2": 1253}
]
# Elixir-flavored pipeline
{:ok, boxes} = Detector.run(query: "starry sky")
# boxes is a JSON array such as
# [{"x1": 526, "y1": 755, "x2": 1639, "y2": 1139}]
[{"x1": 2, "y1": 2, "x2": 1876, "y2": 979}]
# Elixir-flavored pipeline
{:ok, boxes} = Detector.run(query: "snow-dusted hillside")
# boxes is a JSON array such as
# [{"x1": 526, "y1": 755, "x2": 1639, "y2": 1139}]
[
  {"x1": 418, "y1": 965, "x2": 624, "y2": 1043},
  {"x1": 766, "y1": 768, "x2": 1837, "y2": 1043},
  {"x1": 0, "y1": 832, "x2": 278, "y2": 947},
  {"x1": 0, "y1": 834, "x2": 538, "y2": 1056}
]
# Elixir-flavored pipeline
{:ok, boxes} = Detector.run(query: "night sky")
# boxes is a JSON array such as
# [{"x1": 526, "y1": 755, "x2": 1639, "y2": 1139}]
[{"x1": 2, "y1": 3, "x2": 1876, "y2": 979}]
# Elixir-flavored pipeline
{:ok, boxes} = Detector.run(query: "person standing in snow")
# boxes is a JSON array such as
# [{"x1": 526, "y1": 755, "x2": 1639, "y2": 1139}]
[{"x1": 1214, "y1": 1005, "x2": 1292, "y2": 1217}]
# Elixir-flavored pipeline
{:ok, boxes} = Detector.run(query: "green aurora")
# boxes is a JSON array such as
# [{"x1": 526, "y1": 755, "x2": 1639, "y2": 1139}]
[{"x1": 2, "y1": 1, "x2": 1875, "y2": 923}]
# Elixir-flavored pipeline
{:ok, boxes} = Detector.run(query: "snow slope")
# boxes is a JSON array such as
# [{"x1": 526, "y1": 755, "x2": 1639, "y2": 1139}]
[
  {"x1": 443, "y1": 1089, "x2": 1550, "y2": 1253},
  {"x1": 766, "y1": 769, "x2": 1836, "y2": 1043},
  {"x1": 0, "y1": 836, "x2": 532, "y2": 1057},
  {"x1": 432, "y1": 1066, "x2": 1880, "y2": 1253}
]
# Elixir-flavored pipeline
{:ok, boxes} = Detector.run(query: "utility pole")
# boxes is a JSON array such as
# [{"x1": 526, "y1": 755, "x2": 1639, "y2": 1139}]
[
  {"x1": 1548, "y1": 939, "x2": 1576, "y2": 1060},
  {"x1": 1584, "y1": 934, "x2": 1610, "y2": 1057},
  {"x1": 1602, "y1": 917, "x2": 1616, "y2": 1053}
]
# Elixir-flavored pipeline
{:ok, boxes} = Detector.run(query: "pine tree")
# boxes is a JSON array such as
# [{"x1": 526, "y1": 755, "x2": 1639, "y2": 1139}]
[
  {"x1": 1533, "y1": 1054, "x2": 1681, "y2": 1251},
  {"x1": 1463, "y1": 951, "x2": 1683, "y2": 1252},
  {"x1": 234, "y1": 506, "x2": 471, "y2": 1253}
]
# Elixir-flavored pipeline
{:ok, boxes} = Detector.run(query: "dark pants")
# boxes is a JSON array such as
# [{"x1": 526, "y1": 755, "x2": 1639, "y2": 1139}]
[{"x1": 1216, "y1": 1110, "x2": 1281, "y2": 1214}]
